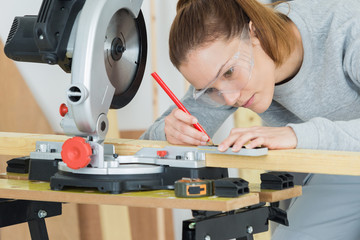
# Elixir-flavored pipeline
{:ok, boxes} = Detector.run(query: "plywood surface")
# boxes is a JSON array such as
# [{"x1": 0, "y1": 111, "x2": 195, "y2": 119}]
[
  {"x1": 0, "y1": 172, "x2": 302, "y2": 202},
  {"x1": 0, "y1": 179, "x2": 260, "y2": 211}
]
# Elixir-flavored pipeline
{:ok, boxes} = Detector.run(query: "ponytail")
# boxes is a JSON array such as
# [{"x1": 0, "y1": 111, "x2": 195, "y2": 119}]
[{"x1": 236, "y1": 0, "x2": 295, "y2": 66}]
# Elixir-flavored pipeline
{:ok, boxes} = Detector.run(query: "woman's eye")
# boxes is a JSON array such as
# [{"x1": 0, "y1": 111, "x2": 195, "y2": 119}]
[
  {"x1": 205, "y1": 87, "x2": 217, "y2": 94},
  {"x1": 223, "y1": 67, "x2": 235, "y2": 78}
]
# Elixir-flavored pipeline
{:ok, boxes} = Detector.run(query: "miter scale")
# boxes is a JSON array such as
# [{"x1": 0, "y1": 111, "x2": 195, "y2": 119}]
[{"x1": 4, "y1": 0, "x2": 267, "y2": 193}]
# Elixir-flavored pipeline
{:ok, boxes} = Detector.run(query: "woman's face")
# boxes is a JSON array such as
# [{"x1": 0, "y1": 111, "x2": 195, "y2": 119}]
[{"x1": 179, "y1": 34, "x2": 276, "y2": 113}]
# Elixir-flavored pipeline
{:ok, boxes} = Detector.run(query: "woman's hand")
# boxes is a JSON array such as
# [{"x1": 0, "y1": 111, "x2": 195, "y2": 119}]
[
  {"x1": 218, "y1": 126, "x2": 297, "y2": 151},
  {"x1": 164, "y1": 108, "x2": 210, "y2": 145}
]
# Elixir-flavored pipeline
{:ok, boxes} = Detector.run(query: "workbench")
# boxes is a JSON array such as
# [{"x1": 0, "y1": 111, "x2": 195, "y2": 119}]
[
  {"x1": 0, "y1": 173, "x2": 301, "y2": 211},
  {"x1": 0, "y1": 172, "x2": 301, "y2": 240},
  {"x1": 1, "y1": 131, "x2": 359, "y2": 239}
]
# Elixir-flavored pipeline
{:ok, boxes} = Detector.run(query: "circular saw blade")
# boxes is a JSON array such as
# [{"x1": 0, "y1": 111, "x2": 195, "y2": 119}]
[{"x1": 104, "y1": 9, "x2": 147, "y2": 109}]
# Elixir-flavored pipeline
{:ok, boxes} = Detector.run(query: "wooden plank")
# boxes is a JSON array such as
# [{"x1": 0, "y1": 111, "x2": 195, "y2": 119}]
[
  {"x1": 0, "y1": 132, "x2": 168, "y2": 157},
  {"x1": 129, "y1": 207, "x2": 175, "y2": 240},
  {"x1": 205, "y1": 149, "x2": 360, "y2": 176},
  {"x1": 99, "y1": 205, "x2": 132, "y2": 240},
  {"x1": 0, "y1": 179, "x2": 259, "y2": 211},
  {"x1": 233, "y1": 108, "x2": 262, "y2": 128},
  {"x1": 129, "y1": 207, "x2": 158, "y2": 240},
  {"x1": 119, "y1": 130, "x2": 145, "y2": 139},
  {"x1": 163, "y1": 208, "x2": 175, "y2": 240},
  {"x1": 150, "y1": 0, "x2": 159, "y2": 121},
  {"x1": 129, "y1": 207, "x2": 174, "y2": 240},
  {"x1": 1, "y1": 132, "x2": 360, "y2": 175},
  {"x1": 77, "y1": 204, "x2": 103, "y2": 240},
  {"x1": 0, "y1": 132, "x2": 67, "y2": 156},
  {"x1": 250, "y1": 184, "x2": 302, "y2": 203}
]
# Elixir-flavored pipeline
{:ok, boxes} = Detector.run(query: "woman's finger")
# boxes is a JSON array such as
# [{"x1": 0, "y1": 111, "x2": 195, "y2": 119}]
[{"x1": 164, "y1": 108, "x2": 209, "y2": 145}]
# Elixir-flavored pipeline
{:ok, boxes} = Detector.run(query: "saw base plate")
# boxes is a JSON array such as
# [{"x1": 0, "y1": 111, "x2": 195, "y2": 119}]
[{"x1": 50, "y1": 166, "x2": 228, "y2": 194}]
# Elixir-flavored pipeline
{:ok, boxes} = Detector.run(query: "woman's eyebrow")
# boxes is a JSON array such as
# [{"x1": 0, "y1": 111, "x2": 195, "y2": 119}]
[
  {"x1": 196, "y1": 50, "x2": 235, "y2": 91},
  {"x1": 212, "y1": 57, "x2": 232, "y2": 82},
  {"x1": 195, "y1": 63, "x2": 226, "y2": 91}
]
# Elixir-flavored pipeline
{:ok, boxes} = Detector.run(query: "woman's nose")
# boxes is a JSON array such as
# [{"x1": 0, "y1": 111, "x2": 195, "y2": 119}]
[{"x1": 223, "y1": 91, "x2": 241, "y2": 106}]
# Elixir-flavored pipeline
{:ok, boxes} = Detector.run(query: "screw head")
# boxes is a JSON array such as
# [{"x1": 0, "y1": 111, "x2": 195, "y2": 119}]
[
  {"x1": 39, "y1": 144, "x2": 48, "y2": 153},
  {"x1": 247, "y1": 225, "x2": 254, "y2": 234},
  {"x1": 204, "y1": 235, "x2": 211, "y2": 240},
  {"x1": 38, "y1": 210, "x2": 47, "y2": 218},
  {"x1": 188, "y1": 222, "x2": 196, "y2": 229}
]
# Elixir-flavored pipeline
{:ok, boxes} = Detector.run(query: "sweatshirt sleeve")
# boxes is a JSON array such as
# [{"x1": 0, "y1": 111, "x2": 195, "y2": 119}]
[
  {"x1": 287, "y1": 118, "x2": 360, "y2": 151},
  {"x1": 140, "y1": 85, "x2": 237, "y2": 140}
]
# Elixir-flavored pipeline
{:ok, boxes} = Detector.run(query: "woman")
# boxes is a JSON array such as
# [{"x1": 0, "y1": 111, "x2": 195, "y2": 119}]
[{"x1": 141, "y1": 0, "x2": 360, "y2": 239}]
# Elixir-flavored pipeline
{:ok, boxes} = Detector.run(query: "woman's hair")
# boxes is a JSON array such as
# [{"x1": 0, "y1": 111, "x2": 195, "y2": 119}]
[{"x1": 169, "y1": 0, "x2": 296, "y2": 68}]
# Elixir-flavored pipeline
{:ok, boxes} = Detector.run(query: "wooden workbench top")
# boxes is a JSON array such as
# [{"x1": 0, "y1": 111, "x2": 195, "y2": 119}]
[
  {"x1": 0, "y1": 178, "x2": 259, "y2": 211},
  {"x1": 0, "y1": 177, "x2": 301, "y2": 211},
  {"x1": 1, "y1": 131, "x2": 360, "y2": 175}
]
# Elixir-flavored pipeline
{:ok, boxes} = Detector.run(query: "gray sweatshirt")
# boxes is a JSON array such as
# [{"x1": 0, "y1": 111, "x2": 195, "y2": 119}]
[{"x1": 141, "y1": 0, "x2": 360, "y2": 152}]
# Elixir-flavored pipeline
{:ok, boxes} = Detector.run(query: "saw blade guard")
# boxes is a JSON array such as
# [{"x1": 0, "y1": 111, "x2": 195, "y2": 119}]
[
  {"x1": 105, "y1": 8, "x2": 147, "y2": 109},
  {"x1": 62, "y1": 0, "x2": 147, "y2": 139}
]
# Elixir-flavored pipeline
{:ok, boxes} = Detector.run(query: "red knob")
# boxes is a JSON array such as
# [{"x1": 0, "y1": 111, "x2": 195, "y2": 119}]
[
  {"x1": 59, "y1": 103, "x2": 68, "y2": 117},
  {"x1": 157, "y1": 150, "x2": 168, "y2": 158},
  {"x1": 61, "y1": 137, "x2": 92, "y2": 169}
]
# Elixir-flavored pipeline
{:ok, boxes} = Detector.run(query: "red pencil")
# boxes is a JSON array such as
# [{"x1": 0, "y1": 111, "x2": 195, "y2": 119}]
[{"x1": 151, "y1": 72, "x2": 213, "y2": 144}]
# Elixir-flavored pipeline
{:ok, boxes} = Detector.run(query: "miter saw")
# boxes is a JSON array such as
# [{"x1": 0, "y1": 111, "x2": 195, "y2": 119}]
[{"x1": 4, "y1": 0, "x2": 235, "y2": 193}]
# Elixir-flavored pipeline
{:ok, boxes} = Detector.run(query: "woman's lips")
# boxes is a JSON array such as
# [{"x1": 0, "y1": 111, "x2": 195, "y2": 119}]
[{"x1": 242, "y1": 95, "x2": 255, "y2": 108}]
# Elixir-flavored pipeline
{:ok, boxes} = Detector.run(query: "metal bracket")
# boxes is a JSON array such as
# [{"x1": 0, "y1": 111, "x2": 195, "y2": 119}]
[
  {"x1": 0, "y1": 199, "x2": 62, "y2": 240},
  {"x1": 182, "y1": 203, "x2": 288, "y2": 240}
]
